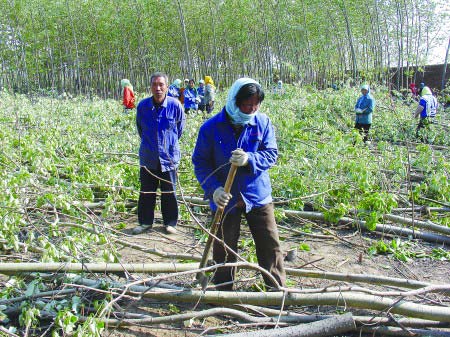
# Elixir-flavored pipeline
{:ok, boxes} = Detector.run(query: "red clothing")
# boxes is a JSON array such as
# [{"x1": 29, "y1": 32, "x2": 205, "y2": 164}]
[
  {"x1": 409, "y1": 83, "x2": 418, "y2": 97},
  {"x1": 123, "y1": 87, "x2": 135, "y2": 109},
  {"x1": 179, "y1": 87, "x2": 185, "y2": 104}
]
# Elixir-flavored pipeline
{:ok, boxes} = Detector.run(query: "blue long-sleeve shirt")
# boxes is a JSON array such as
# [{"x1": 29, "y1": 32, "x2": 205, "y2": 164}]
[
  {"x1": 192, "y1": 107, "x2": 277, "y2": 213},
  {"x1": 167, "y1": 85, "x2": 180, "y2": 99},
  {"x1": 136, "y1": 96, "x2": 186, "y2": 171},
  {"x1": 197, "y1": 86, "x2": 205, "y2": 105},
  {"x1": 355, "y1": 92, "x2": 375, "y2": 124},
  {"x1": 184, "y1": 87, "x2": 198, "y2": 110}
]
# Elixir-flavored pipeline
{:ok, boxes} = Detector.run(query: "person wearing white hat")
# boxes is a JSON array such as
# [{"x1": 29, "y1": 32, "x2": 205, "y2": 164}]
[{"x1": 354, "y1": 84, "x2": 375, "y2": 143}]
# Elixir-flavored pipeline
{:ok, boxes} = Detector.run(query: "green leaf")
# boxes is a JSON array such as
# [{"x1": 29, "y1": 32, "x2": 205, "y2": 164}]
[{"x1": 298, "y1": 243, "x2": 310, "y2": 251}]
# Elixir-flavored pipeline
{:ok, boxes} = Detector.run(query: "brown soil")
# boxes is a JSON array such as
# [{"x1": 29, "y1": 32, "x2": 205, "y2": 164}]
[{"x1": 102, "y1": 210, "x2": 450, "y2": 337}]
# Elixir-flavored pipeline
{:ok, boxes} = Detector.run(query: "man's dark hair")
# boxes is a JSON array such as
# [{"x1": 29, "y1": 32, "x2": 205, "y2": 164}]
[
  {"x1": 150, "y1": 72, "x2": 169, "y2": 85},
  {"x1": 235, "y1": 83, "x2": 265, "y2": 106}
]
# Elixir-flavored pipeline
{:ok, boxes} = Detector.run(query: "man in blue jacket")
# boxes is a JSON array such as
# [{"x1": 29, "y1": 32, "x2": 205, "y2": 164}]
[
  {"x1": 354, "y1": 84, "x2": 375, "y2": 143},
  {"x1": 133, "y1": 72, "x2": 186, "y2": 235},
  {"x1": 192, "y1": 78, "x2": 286, "y2": 290}
]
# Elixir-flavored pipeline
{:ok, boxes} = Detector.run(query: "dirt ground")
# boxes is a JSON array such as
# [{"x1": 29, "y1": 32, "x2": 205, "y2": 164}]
[{"x1": 99, "y1": 209, "x2": 450, "y2": 337}]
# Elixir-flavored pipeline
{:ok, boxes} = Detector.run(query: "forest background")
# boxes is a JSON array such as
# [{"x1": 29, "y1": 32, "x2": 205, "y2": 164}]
[{"x1": 0, "y1": 0, "x2": 449, "y2": 98}]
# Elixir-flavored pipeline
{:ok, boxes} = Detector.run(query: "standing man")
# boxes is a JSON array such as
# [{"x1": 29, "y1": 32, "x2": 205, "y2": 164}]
[
  {"x1": 354, "y1": 84, "x2": 375, "y2": 143},
  {"x1": 133, "y1": 72, "x2": 186, "y2": 235},
  {"x1": 192, "y1": 78, "x2": 286, "y2": 291}
]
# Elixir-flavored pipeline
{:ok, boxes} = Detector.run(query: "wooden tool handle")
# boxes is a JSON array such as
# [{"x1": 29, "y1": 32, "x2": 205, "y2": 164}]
[{"x1": 197, "y1": 164, "x2": 238, "y2": 274}]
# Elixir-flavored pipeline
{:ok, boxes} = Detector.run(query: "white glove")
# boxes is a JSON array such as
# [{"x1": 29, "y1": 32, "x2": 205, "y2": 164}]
[
  {"x1": 355, "y1": 108, "x2": 363, "y2": 113},
  {"x1": 213, "y1": 187, "x2": 232, "y2": 208},
  {"x1": 230, "y1": 148, "x2": 249, "y2": 167}
]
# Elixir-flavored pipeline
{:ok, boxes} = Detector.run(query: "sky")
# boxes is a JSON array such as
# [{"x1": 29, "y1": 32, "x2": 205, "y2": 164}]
[{"x1": 429, "y1": 2, "x2": 450, "y2": 64}]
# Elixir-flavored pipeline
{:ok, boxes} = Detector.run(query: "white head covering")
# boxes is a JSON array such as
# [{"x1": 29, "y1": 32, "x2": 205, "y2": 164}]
[
  {"x1": 225, "y1": 78, "x2": 260, "y2": 126},
  {"x1": 121, "y1": 79, "x2": 132, "y2": 88}
]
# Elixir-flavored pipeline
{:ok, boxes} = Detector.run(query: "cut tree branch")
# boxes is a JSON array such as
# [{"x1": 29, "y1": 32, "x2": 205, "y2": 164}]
[{"x1": 211, "y1": 312, "x2": 355, "y2": 337}]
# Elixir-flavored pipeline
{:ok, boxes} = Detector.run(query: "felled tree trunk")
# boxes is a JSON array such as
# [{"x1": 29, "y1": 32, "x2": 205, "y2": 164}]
[
  {"x1": 284, "y1": 210, "x2": 450, "y2": 245},
  {"x1": 212, "y1": 312, "x2": 355, "y2": 337}
]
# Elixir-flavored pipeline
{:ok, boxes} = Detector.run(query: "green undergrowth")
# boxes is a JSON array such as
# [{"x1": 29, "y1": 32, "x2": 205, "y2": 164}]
[
  {"x1": 1, "y1": 86, "x2": 449, "y2": 261},
  {"x1": 0, "y1": 85, "x2": 449, "y2": 335}
]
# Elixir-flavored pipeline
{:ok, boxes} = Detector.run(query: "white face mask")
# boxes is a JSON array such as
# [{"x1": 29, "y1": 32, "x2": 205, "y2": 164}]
[{"x1": 234, "y1": 110, "x2": 257, "y2": 125}]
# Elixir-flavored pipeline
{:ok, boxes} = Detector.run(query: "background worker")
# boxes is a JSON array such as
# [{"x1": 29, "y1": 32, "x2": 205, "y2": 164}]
[
  {"x1": 192, "y1": 77, "x2": 286, "y2": 291},
  {"x1": 168, "y1": 78, "x2": 182, "y2": 100},
  {"x1": 184, "y1": 79, "x2": 199, "y2": 114},
  {"x1": 409, "y1": 83, "x2": 418, "y2": 99},
  {"x1": 418, "y1": 82, "x2": 426, "y2": 96},
  {"x1": 134, "y1": 72, "x2": 186, "y2": 235},
  {"x1": 121, "y1": 79, "x2": 135, "y2": 113},
  {"x1": 179, "y1": 78, "x2": 189, "y2": 105},
  {"x1": 197, "y1": 79, "x2": 206, "y2": 114},
  {"x1": 354, "y1": 84, "x2": 375, "y2": 143},
  {"x1": 414, "y1": 85, "x2": 438, "y2": 140},
  {"x1": 204, "y1": 76, "x2": 216, "y2": 116}
]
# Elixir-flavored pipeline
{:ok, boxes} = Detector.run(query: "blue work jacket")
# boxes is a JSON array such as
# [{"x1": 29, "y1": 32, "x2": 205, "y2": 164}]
[
  {"x1": 197, "y1": 86, "x2": 205, "y2": 105},
  {"x1": 136, "y1": 96, "x2": 186, "y2": 172},
  {"x1": 167, "y1": 85, "x2": 180, "y2": 99},
  {"x1": 192, "y1": 107, "x2": 277, "y2": 213},
  {"x1": 354, "y1": 93, "x2": 375, "y2": 125},
  {"x1": 184, "y1": 87, "x2": 198, "y2": 110}
]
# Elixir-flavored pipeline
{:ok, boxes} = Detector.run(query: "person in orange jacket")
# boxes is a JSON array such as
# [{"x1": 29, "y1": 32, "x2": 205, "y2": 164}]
[
  {"x1": 121, "y1": 79, "x2": 136, "y2": 113},
  {"x1": 179, "y1": 78, "x2": 189, "y2": 105}
]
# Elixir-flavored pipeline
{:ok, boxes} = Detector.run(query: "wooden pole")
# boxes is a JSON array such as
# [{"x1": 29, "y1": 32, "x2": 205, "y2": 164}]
[{"x1": 196, "y1": 164, "x2": 238, "y2": 282}]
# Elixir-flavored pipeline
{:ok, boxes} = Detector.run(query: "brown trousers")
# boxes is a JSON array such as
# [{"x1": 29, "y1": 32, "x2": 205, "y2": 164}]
[{"x1": 212, "y1": 203, "x2": 286, "y2": 290}]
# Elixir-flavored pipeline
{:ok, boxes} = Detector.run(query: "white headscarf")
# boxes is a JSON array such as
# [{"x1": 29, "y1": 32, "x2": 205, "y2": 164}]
[
  {"x1": 225, "y1": 77, "x2": 260, "y2": 126},
  {"x1": 121, "y1": 79, "x2": 133, "y2": 90}
]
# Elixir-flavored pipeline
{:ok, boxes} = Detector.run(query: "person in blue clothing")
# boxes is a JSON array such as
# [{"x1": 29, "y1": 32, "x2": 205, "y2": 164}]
[
  {"x1": 184, "y1": 79, "x2": 199, "y2": 114},
  {"x1": 197, "y1": 80, "x2": 206, "y2": 114},
  {"x1": 354, "y1": 84, "x2": 375, "y2": 143},
  {"x1": 418, "y1": 82, "x2": 426, "y2": 96},
  {"x1": 192, "y1": 77, "x2": 286, "y2": 291},
  {"x1": 414, "y1": 86, "x2": 438, "y2": 140},
  {"x1": 133, "y1": 72, "x2": 186, "y2": 235},
  {"x1": 167, "y1": 78, "x2": 182, "y2": 101}
]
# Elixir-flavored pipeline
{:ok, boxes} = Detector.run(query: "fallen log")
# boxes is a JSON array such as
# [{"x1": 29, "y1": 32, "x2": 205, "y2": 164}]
[
  {"x1": 235, "y1": 305, "x2": 450, "y2": 328},
  {"x1": 210, "y1": 312, "x2": 355, "y2": 337},
  {"x1": 142, "y1": 289, "x2": 450, "y2": 322},
  {"x1": 0, "y1": 262, "x2": 197, "y2": 275},
  {"x1": 0, "y1": 262, "x2": 440, "y2": 290},
  {"x1": 391, "y1": 207, "x2": 450, "y2": 213},
  {"x1": 92, "y1": 307, "x2": 285, "y2": 327},
  {"x1": 383, "y1": 214, "x2": 450, "y2": 236},
  {"x1": 360, "y1": 326, "x2": 450, "y2": 337},
  {"x1": 284, "y1": 210, "x2": 450, "y2": 245},
  {"x1": 284, "y1": 268, "x2": 434, "y2": 290}
]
